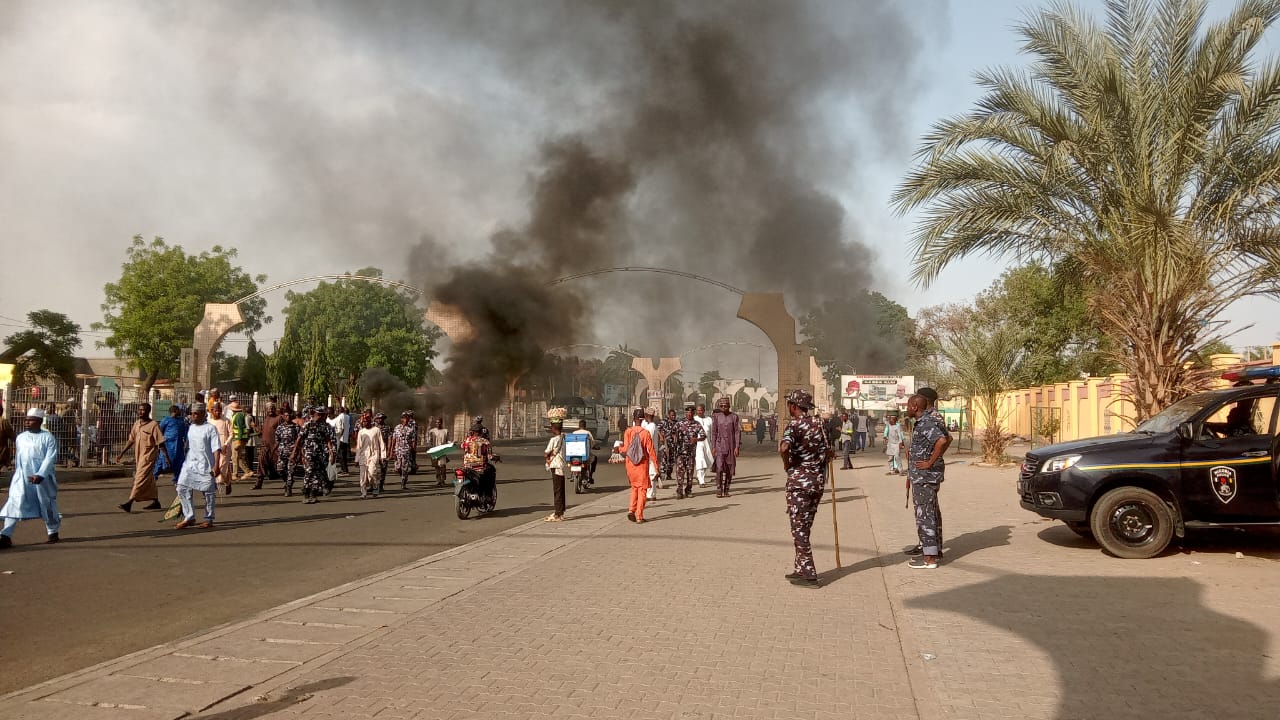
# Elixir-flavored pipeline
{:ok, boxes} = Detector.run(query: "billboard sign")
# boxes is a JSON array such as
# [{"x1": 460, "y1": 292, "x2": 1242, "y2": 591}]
[
  {"x1": 841, "y1": 375, "x2": 915, "y2": 411},
  {"x1": 602, "y1": 384, "x2": 628, "y2": 406}
]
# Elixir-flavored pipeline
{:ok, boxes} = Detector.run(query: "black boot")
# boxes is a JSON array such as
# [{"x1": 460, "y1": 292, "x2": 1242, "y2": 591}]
[
  {"x1": 142, "y1": 499, "x2": 162, "y2": 510},
  {"x1": 118, "y1": 501, "x2": 133, "y2": 513}
]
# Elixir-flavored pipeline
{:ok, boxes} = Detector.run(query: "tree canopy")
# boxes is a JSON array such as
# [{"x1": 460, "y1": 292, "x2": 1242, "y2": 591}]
[
  {"x1": 1, "y1": 310, "x2": 81, "y2": 388},
  {"x1": 94, "y1": 236, "x2": 267, "y2": 395},
  {"x1": 893, "y1": 0, "x2": 1280, "y2": 419},
  {"x1": 268, "y1": 269, "x2": 439, "y2": 402}
]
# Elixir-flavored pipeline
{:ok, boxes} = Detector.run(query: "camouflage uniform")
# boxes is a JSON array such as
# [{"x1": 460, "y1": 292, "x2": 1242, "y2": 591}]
[
  {"x1": 657, "y1": 415, "x2": 678, "y2": 481},
  {"x1": 274, "y1": 421, "x2": 302, "y2": 495},
  {"x1": 782, "y1": 405, "x2": 829, "y2": 579},
  {"x1": 298, "y1": 419, "x2": 334, "y2": 501},
  {"x1": 672, "y1": 416, "x2": 706, "y2": 498},
  {"x1": 908, "y1": 409, "x2": 951, "y2": 556}
]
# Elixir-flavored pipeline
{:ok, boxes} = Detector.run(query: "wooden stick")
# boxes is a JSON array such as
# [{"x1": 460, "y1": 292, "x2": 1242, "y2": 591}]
[{"x1": 828, "y1": 455, "x2": 841, "y2": 569}]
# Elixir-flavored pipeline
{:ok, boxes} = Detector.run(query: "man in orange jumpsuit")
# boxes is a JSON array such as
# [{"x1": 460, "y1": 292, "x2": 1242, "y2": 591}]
[{"x1": 621, "y1": 407, "x2": 657, "y2": 523}]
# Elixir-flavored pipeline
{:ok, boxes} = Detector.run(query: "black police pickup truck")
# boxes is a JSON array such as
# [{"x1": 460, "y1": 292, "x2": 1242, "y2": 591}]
[{"x1": 1019, "y1": 380, "x2": 1280, "y2": 558}]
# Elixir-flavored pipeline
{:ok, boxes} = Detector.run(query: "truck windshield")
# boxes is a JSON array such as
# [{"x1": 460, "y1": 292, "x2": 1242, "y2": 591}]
[{"x1": 1133, "y1": 393, "x2": 1222, "y2": 434}]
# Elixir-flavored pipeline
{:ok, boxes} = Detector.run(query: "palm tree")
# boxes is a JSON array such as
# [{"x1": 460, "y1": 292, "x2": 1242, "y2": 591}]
[
  {"x1": 942, "y1": 324, "x2": 1027, "y2": 463},
  {"x1": 893, "y1": 0, "x2": 1280, "y2": 420}
]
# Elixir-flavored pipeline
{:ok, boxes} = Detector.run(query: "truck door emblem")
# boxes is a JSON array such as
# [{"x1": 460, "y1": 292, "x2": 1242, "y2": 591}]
[{"x1": 1210, "y1": 466, "x2": 1238, "y2": 504}]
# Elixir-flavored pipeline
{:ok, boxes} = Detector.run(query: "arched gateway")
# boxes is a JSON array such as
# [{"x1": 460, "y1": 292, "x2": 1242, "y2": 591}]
[{"x1": 186, "y1": 268, "x2": 817, "y2": 408}]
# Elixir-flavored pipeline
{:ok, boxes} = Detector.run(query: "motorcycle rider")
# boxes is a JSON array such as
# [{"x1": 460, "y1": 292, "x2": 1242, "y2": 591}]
[
  {"x1": 461, "y1": 419, "x2": 496, "y2": 501},
  {"x1": 572, "y1": 419, "x2": 600, "y2": 484}
]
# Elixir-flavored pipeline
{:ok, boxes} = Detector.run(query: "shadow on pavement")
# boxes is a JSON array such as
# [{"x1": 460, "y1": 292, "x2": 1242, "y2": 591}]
[
  {"x1": 643, "y1": 504, "x2": 735, "y2": 522},
  {"x1": 195, "y1": 676, "x2": 356, "y2": 719},
  {"x1": 907, "y1": 575, "x2": 1280, "y2": 719},
  {"x1": 819, "y1": 525, "x2": 1014, "y2": 586},
  {"x1": 59, "y1": 511, "x2": 385, "y2": 543}
]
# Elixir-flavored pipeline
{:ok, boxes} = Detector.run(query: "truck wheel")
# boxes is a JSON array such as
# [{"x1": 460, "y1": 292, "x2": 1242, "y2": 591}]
[
  {"x1": 1064, "y1": 521, "x2": 1094, "y2": 540},
  {"x1": 1090, "y1": 487, "x2": 1173, "y2": 559}
]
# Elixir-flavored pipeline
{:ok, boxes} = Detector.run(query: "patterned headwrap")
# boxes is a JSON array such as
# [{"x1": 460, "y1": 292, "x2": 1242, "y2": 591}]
[{"x1": 785, "y1": 389, "x2": 813, "y2": 410}]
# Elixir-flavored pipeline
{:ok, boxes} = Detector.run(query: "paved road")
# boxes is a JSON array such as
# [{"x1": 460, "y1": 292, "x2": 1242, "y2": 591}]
[{"x1": 0, "y1": 440, "x2": 633, "y2": 694}]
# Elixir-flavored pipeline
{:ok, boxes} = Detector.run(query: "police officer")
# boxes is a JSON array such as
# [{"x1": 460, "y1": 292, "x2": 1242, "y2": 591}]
[
  {"x1": 777, "y1": 389, "x2": 830, "y2": 587},
  {"x1": 904, "y1": 391, "x2": 951, "y2": 568}
]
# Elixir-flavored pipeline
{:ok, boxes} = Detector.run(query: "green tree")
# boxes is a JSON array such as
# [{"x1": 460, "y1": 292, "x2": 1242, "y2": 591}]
[
  {"x1": 1, "y1": 310, "x2": 81, "y2": 388},
  {"x1": 269, "y1": 269, "x2": 439, "y2": 397},
  {"x1": 95, "y1": 236, "x2": 267, "y2": 396},
  {"x1": 941, "y1": 324, "x2": 1027, "y2": 463},
  {"x1": 974, "y1": 263, "x2": 1118, "y2": 384},
  {"x1": 803, "y1": 290, "x2": 915, "y2": 407},
  {"x1": 893, "y1": 0, "x2": 1280, "y2": 420}
]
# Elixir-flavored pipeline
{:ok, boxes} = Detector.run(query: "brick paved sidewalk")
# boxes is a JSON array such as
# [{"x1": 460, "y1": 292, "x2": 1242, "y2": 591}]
[{"x1": 6, "y1": 453, "x2": 1280, "y2": 719}]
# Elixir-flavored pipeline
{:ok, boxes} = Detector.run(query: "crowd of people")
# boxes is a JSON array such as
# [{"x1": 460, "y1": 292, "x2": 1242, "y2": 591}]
[{"x1": 4, "y1": 386, "x2": 954, "y2": 585}]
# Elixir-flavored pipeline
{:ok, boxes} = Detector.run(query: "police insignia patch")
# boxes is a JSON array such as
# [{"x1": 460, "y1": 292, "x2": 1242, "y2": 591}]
[{"x1": 1210, "y1": 466, "x2": 1238, "y2": 504}]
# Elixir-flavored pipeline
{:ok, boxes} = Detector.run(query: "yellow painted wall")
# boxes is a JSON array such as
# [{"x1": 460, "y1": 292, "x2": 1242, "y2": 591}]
[{"x1": 971, "y1": 347, "x2": 1280, "y2": 443}]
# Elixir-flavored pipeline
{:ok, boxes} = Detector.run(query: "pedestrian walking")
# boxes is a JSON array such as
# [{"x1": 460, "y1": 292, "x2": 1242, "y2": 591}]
[
  {"x1": 641, "y1": 408, "x2": 660, "y2": 499},
  {"x1": 672, "y1": 405, "x2": 705, "y2": 499},
  {"x1": 390, "y1": 412, "x2": 416, "y2": 489},
  {"x1": 839, "y1": 411, "x2": 855, "y2": 469},
  {"x1": 208, "y1": 402, "x2": 233, "y2": 495},
  {"x1": 768, "y1": 415, "x2": 777, "y2": 442},
  {"x1": 427, "y1": 417, "x2": 450, "y2": 486},
  {"x1": 755, "y1": 414, "x2": 766, "y2": 445},
  {"x1": 904, "y1": 389, "x2": 952, "y2": 569},
  {"x1": 693, "y1": 404, "x2": 713, "y2": 488},
  {"x1": 291, "y1": 407, "x2": 335, "y2": 504},
  {"x1": 354, "y1": 412, "x2": 387, "y2": 498},
  {"x1": 544, "y1": 409, "x2": 567, "y2": 522},
  {"x1": 710, "y1": 397, "x2": 740, "y2": 497},
  {"x1": 327, "y1": 406, "x2": 350, "y2": 476},
  {"x1": 0, "y1": 405, "x2": 16, "y2": 473},
  {"x1": 115, "y1": 403, "x2": 170, "y2": 512},
  {"x1": 174, "y1": 403, "x2": 221, "y2": 530},
  {"x1": 884, "y1": 414, "x2": 904, "y2": 474},
  {"x1": 0, "y1": 408, "x2": 61, "y2": 548},
  {"x1": 855, "y1": 412, "x2": 869, "y2": 452},
  {"x1": 254, "y1": 403, "x2": 283, "y2": 489},
  {"x1": 658, "y1": 409, "x2": 678, "y2": 486},
  {"x1": 375, "y1": 412, "x2": 392, "y2": 493},
  {"x1": 228, "y1": 400, "x2": 255, "y2": 481},
  {"x1": 622, "y1": 408, "x2": 656, "y2": 523},
  {"x1": 158, "y1": 404, "x2": 187, "y2": 486},
  {"x1": 274, "y1": 408, "x2": 303, "y2": 496},
  {"x1": 778, "y1": 390, "x2": 829, "y2": 588}
]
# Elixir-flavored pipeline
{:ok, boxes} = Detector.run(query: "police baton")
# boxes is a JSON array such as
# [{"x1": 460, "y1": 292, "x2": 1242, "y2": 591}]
[{"x1": 827, "y1": 454, "x2": 841, "y2": 569}]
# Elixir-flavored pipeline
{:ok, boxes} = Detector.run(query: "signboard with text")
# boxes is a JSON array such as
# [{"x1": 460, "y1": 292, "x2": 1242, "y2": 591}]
[{"x1": 840, "y1": 375, "x2": 915, "y2": 411}]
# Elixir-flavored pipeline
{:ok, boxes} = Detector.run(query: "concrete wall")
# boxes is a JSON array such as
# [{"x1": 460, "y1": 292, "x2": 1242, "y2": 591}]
[{"x1": 971, "y1": 346, "x2": 1280, "y2": 443}]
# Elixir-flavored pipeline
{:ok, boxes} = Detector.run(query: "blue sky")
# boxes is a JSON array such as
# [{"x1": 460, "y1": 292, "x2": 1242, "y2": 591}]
[{"x1": 876, "y1": 0, "x2": 1278, "y2": 352}]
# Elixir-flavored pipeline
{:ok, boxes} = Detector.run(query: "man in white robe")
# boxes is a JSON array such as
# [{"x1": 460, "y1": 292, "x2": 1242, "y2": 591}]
[
  {"x1": 176, "y1": 403, "x2": 223, "y2": 529},
  {"x1": 693, "y1": 404, "x2": 713, "y2": 487},
  {"x1": 0, "y1": 407, "x2": 61, "y2": 548}
]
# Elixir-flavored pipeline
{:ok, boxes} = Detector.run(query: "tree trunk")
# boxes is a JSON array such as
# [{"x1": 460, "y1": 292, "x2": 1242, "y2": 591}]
[{"x1": 140, "y1": 369, "x2": 159, "y2": 401}]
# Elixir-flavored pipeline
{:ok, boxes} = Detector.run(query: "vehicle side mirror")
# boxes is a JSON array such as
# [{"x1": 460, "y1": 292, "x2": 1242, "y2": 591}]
[{"x1": 1176, "y1": 422, "x2": 1194, "y2": 442}]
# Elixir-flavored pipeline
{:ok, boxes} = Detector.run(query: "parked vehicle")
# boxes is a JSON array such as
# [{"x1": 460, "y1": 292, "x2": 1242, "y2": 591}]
[{"x1": 1018, "y1": 376, "x2": 1280, "y2": 558}]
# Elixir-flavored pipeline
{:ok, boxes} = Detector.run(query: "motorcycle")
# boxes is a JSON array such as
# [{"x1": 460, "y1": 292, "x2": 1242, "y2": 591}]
[
  {"x1": 454, "y1": 464, "x2": 497, "y2": 519},
  {"x1": 565, "y1": 431, "x2": 595, "y2": 495}
]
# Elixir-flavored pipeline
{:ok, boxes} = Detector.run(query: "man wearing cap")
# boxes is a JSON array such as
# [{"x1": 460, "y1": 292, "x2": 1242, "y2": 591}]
[
  {"x1": 641, "y1": 408, "x2": 660, "y2": 500},
  {"x1": 710, "y1": 397, "x2": 741, "y2": 498},
  {"x1": 292, "y1": 407, "x2": 336, "y2": 503},
  {"x1": 622, "y1": 408, "x2": 656, "y2": 523},
  {"x1": 175, "y1": 402, "x2": 222, "y2": 529},
  {"x1": 326, "y1": 406, "x2": 350, "y2": 477},
  {"x1": 693, "y1": 404, "x2": 713, "y2": 488},
  {"x1": 778, "y1": 389, "x2": 829, "y2": 587},
  {"x1": 672, "y1": 405, "x2": 706, "y2": 499},
  {"x1": 904, "y1": 389, "x2": 951, "y2": 568},
  {"x1": 0, "y1": 408, "x2": 61, "y2": 548},
  {"x1": 115, "y1": 403, "x2": 170, "y2": 513}
]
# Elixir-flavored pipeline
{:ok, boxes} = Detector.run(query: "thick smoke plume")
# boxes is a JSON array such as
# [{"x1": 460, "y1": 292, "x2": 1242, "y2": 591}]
[
  {"x1": 414, "y1": 0, "x2": 926, "y2": 410},
  {"x1": 358, "y1": 367, "x2": 418, "y2": 419}
]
